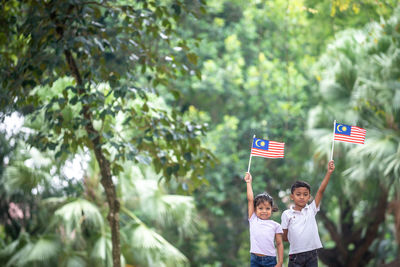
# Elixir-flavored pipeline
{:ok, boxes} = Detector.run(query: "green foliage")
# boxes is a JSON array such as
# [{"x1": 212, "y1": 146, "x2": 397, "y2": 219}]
[
  {"x1": 1, "y1": 0, "x2": 400, "y2": 266},
  {"x1": 0, "y1": 143, "x2": 203, "y2": 267},
  {"x1": 24, "y1": 78, "x2": 213, "y2": 190},
  {"x1": 307, "y1": 6, "x2": 400, "y2": 265},
  {"x1": 164, "y1": 0, "x2": 400, "y2": 265},
  {"x1": 167, "y1": 1, "x2": 315, "y2": 264},
  {"x1": 0, "y1": 0, "x2": 213, "y2": 187},
  {"x1": 304, "y1": 0, "x2": 400, "y2": 54},
  {"x1": 1, "y1": 1, "x2": 213, "y2": 266}
]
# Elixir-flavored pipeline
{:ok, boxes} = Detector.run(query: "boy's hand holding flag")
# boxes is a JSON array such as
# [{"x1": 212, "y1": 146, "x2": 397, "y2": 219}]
[
  {"x1": 334, "y1": 123, "x2": 366, "y2": 144},
  {"x1": 330, "y1": 120, "x2": 367, "y2": 160}
]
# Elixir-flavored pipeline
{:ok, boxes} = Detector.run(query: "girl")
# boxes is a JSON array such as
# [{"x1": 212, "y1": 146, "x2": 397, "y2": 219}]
[{"x1": 245, "y1": 172, "x2": 284, "y2": 267}]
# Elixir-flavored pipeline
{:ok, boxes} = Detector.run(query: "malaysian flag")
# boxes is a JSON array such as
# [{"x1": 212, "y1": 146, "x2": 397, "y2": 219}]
[
  {"x1": 251, "y1": 138, "x2": 285, "y2": 159},
  {"x1": 334, "y1": 123, "x2": 366, "y2": 144}
]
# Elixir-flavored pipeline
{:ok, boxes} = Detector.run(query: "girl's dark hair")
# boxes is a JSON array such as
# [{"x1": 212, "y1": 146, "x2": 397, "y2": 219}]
[
  {"x1": 254, "y1": 193, "x2": 278, "y2": 212},
  {"x1": 291, "y1": 181, "x2": 311, "y2": 194}
]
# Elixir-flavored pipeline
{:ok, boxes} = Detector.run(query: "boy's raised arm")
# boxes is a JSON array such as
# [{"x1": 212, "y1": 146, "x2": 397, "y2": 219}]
[
  {"x1": 315, "y1": 160, "x2": 335, "y2": 207},
  {"x1": 244, "y1": 172, "x2": 254, "y2": 219}
]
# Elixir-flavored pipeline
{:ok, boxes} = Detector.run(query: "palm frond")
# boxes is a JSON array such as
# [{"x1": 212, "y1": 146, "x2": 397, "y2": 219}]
[
  {"x1": 91, "y1": 236, "x2": 113, "y2": 267},
  {"x1": 0, "y1": 238, "x2": 20, "y2": 259},
  {"x1": 383, "y1": 153, "x2": 400, "y2": 178},
  {"x1": 311, "y1": 11, "x2": 400, "y2": 196},
  {"x1": 392, "y1": 85, "x2": 400, "y2": 111},
  {"x1": 63, "y1": 255, "x2": 86, "y2": 267},
  {"x1": 3, "y1": 163, "x2": 51, "y2": 193},
  {"x1": 54, "y1": 199, "x2": 104, "y2": 235},
  {"x1": 6, "y1": 237, "x2": 60, "y2": 267},
  {"x1": 349, "y1": 129, "x2": 397, "y2": 159},
  {"x1": 5, "y1": 242, "x2": 34, "y2": 267},
  {"x1": 121, "y1": 206, "x2": 188, "y2": 267},
  {"x1": 306, "y1": 128, "x2": 332, "y2": 159},
  {"x1": 160, "y1": 195, "x2": 198, "y2": 236},
  {"x1": 342, "y1": 162, "x2": 371, "y2": 183},
  {"x1": 124, "y1": 172, "x2": 198, "y2": 236},
  {"x1": 26, "y1": 238, "x2": 61, "y2": 263},
  {"x1": 127, "y1": 223, "x2": 188, "y2": 266}
]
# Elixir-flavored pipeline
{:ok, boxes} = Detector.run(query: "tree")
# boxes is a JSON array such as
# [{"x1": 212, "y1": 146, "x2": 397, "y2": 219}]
[
  {"x1": 168, "y1": 0, "x2": 314, "y2": 264},
  {"x1": 307, "y1": 7, "x2": 400, "y2": 266},
  {"x1": 303, "y1": 0, "x2": 400, "y2": 55},
  {"x1": 167, "y1": 0, "x2": 400, "y2": 265},
  {"x1": 0, "y1": 1, "x2": 213, "y2": 266},
  {"x1": 0, "y1": 138, "x2": 201, "y2": 266}
]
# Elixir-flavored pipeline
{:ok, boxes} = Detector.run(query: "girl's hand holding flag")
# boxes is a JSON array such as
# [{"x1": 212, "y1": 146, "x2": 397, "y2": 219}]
[
  {"x1": 251, "y1": 138, "x2": 285, "y2": 159},
  {"x1": 247, "y1": 135, "x2": 285, "y2": 173}
]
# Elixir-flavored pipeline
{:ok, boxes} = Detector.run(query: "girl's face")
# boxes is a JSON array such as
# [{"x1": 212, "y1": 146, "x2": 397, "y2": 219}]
[
  {"x1": 291, "y1": 187, "x2": 311, "y2": 210},
  {"x1": 255, "y1": 201, "x2": 272, "y2": 220}
]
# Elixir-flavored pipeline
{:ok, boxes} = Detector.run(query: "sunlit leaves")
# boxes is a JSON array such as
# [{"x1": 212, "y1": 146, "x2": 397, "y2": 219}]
[{"x1": 1, "y1": 0, "x2": 213, "y2": 189}]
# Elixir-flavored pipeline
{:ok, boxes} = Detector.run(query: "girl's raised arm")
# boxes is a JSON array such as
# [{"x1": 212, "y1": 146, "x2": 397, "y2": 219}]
[{"x1": 244, "y1": 172, "x2": 254, "y2": 219}]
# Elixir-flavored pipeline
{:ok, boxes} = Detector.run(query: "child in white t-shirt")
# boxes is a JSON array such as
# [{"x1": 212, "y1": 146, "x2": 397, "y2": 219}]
[
  {"x1": 281, "y1": 160, "x2": 335, "y2": 267},
  {"x1": 245, "y1": 172, "x2": 284, "y2": 267}
]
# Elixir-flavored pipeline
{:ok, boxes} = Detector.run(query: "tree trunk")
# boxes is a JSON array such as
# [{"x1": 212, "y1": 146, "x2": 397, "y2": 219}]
[
  {"x1": 64, "y1": 49, "x2": 121, "y2": 267},
  {"x1": 319, "y1": 187, "x2": 388, "y2": 267},
  {"x1": 388, "y1": 193, "x2": 400, "y2": 255},
  {"x1": 347, "y1": 188, "x2": 387, "y2": 267}
]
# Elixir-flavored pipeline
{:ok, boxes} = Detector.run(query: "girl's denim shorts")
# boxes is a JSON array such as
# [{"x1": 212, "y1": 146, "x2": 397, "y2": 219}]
[{"x1": 250, "y1": 253, "x2": 277, "y2": 267}]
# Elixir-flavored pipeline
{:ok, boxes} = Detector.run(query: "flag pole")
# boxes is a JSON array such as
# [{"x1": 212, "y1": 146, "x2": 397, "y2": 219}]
[
  {"x1": 247, "y1": 135, "x2": 256, "y2": 173},
  {"x1": 330, "y1": 120, "x2": 336, "y2": 160}
]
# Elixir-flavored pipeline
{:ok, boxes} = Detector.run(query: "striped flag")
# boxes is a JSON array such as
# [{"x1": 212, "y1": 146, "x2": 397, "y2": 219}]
[
  {"x1": 250, "y1": 138, "x2": 285, "y2": 159},
  {"x1": 334, "y1": 123, "x2": 366, "y2": 144}
]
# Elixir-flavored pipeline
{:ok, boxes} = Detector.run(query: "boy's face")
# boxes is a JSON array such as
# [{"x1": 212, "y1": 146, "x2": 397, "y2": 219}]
[
  {"x1": 291, "y1": 187, "x2": 311, "y2": 210},
  {"x1": 255, "y1": 201, "x2": 272, "y2": 220}
]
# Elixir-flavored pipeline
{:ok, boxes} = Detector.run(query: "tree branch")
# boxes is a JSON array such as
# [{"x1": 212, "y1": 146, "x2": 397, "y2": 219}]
[
  {"x1": 52, "y1": 3, "x2": 121, "y2": 265},
  {"x1": 319, "y1": 209, "x2": 347, "y2": 257},
  {"x1": 349, "y1": 187, "x2": 388, "y2": 267},
  {"x1": 318, "y1": 248, "x2": 345, "y2": 267}
]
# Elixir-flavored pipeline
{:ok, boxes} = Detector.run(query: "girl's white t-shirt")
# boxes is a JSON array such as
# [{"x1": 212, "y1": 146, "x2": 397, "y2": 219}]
[
  {"x1": 249, "y1": 213, "x2": 283, "y2": 256},
  {"x1": 281, "y1": 200, "x2": 323, "y2": 255}
]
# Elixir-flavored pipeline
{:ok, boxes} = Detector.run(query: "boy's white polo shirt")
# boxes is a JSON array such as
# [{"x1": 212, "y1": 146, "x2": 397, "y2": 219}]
[{"x1": 281, "y1": 200, "x2": 322, "y2": 255}]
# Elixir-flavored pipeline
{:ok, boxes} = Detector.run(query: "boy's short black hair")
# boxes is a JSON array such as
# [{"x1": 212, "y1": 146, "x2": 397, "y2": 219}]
[
  {"x1": 291, "y1": 181, "x2": 311, "y2": 194},
  {"x1": 254, "y1": 193, "x2": 279, "y2": 212}
]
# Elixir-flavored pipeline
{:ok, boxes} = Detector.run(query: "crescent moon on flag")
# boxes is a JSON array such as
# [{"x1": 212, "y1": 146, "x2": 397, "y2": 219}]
[
  {"x1": 255, "y1": 139, "x2": 262, "y2": 147},
  {"x1": 337, "y1": 124, "x2": 348, "y2": 132}
]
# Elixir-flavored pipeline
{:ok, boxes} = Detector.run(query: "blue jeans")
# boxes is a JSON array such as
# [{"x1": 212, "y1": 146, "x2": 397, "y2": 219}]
[
  {"x1": 250, "y1": 253, "x2": 277, "y2": 267},
  {"x1": 288, "y1": 249, "x2": 318, "y2": 267}
]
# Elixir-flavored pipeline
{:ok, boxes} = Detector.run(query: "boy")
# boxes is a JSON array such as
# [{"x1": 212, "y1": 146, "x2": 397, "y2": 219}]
[{"x1": 281, "y1": 160, "x2": 335, "y2": 267}]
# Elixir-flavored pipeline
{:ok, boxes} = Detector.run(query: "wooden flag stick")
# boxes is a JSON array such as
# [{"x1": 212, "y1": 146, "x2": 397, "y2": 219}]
[
  {"x1": 247, "y1": 135, "x2": 256, "y2": 173},
  {"x1": 330, "y1": 120, "x2": 336, "y2": 160}
]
